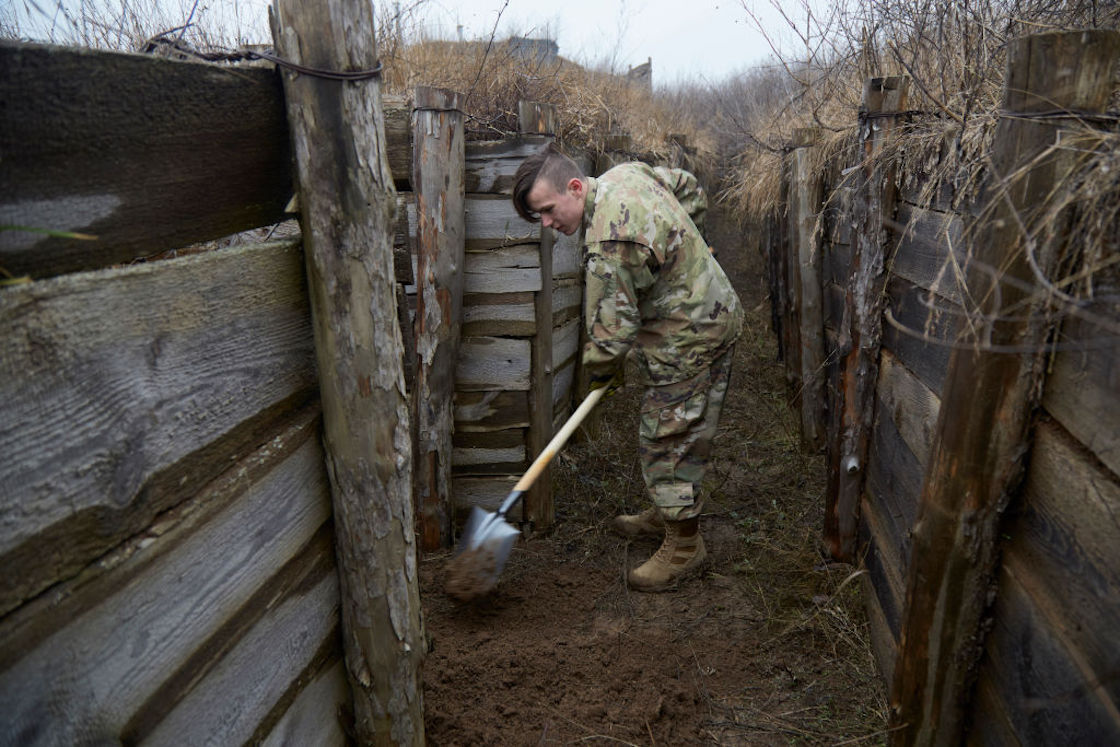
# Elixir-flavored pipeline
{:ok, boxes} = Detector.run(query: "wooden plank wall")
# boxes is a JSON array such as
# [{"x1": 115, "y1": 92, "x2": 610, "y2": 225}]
[
  {"x1": 450, "y1": 134, "x2": 583, "y2": 517},
  {"x1": 0, "y1": 42, "x2": 411, "y2": 744},
  {"x1": 774, "y1": 66, "x2": 1120, "y2": 741}
]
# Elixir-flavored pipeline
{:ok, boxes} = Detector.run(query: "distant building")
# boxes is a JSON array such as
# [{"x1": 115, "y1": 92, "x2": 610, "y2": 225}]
[
  {"x1": 507, "y1": 37, "x2": 559, "y2": 65},
  {"x1": 628, "y1": 58, "x2": 652, "y2": 91}
]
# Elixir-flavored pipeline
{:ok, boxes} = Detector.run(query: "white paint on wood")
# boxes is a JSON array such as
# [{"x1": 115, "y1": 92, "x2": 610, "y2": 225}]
[
  {"x1": 0, "y1": 441, "x2": 331, "y2": 745},
  {"x1": 456, "y1": 337, "x2": 531, "y2": 391},
  {"x1": 464, "y1": 246, "x2": 542, "y2": 293},
  {"x1": 144, "y1": 573, "x2": 340, "y2": 746},
  {"x1": 261, "y1": 660, "x2": 349, "y2": 747}
]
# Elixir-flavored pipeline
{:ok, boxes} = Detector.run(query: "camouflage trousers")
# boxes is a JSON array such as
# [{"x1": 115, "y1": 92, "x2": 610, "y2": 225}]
[{"x1": 638, "y1": 348, "x2": 734, "y2": 521}]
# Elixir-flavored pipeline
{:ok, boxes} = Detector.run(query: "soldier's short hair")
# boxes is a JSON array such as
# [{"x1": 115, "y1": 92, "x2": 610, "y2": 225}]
[{"x1": 512, "y1": 142, "x2": 585, "y2": 223}]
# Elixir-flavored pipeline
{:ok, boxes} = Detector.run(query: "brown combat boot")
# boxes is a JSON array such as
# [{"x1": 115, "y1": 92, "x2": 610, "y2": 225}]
[
  {"x1": 627, "y1": 517, "x2": 707, "y2": 591},
  {"x1": 611, "y1": 507, "x2": 664, "y2": 538}
]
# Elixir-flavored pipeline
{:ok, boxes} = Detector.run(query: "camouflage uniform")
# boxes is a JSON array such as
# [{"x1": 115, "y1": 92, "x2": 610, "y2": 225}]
[{"x1": 580, "y1": 162, "x2": 744, "y2": 520}]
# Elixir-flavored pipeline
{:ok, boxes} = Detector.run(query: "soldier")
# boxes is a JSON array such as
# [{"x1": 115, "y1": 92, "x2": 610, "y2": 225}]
[{"x1": 512, "y1": 143, "x2": 744, "y2": 591}]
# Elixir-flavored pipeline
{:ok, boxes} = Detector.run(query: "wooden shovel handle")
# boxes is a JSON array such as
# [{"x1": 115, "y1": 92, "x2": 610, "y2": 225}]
[{"x1": 512, "y1": 386, "x2": 607, "y2": 493}]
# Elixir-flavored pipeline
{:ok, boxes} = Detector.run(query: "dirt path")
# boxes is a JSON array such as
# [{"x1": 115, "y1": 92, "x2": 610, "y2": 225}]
[{"x1": 419, "y1": 206, "x2": 887, "y2": 745}]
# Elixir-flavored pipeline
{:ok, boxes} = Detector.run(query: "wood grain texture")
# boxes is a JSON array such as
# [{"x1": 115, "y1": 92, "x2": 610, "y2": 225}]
[
  {"x1": 998, "y1": 421, "x2": 1120, "y2": 708},
  {"x1": 790, "y1": 139, "x2": 826, "y2": 449},
  {"x1": 877, "y1": 350, "x2": 940, "y2": 470},
  {"x1": 454, "y1": 391, "x2": 530, "y2": 431},
  {"x1": 881, "y1": 277, "x2": 959, "y2": 396},
  {"x1": 141, "y1": 574, "x2": 341, "y2": 746},
  {"x1": 465, "y1": 135, "x2": 552, "y2": 194},
  {"x1": 453, "y1": 475, "x2": 519, "y2": 514},
  {"x1": 0, "y1": 439, "x2": 332, "y2": 745},
  {"x1": 861, "y1": 573, "x2": 899, "y2": 685},
  {"x1": 464, "y1": 245, "x2": 543, "y2": 293},
  {"x1": 552, "y1": 318, "x2": 581, "y2": 370},
  {"x1": 462, "y1": 292, "x2": 535, "y2": 337},
  {"x1": 412, "y1": 86, "x2": 466, "y2": 551},
  {"x1": 0, "y1": 239, "x2": 316, "y2": 615},
  {"x1": 975, "y1": 563, "x2": 1120, "y2": 745},
  {"x1": 456, "y1": 337, "x2": 532, "y2": 391},
  {"x1": 261, "y1": 660, "x2": 350, "y2": 747},
  {"x1": 271, "y1": 2, "x2": 424, "y2": 740},
  {"x1": 889, "y1": 202, "x2": 966, "y2": 303},
  {"x1": 0, "y1": 42, "x2": 290, "y2": 278},
  {"x1": 465, "y1": 195, "x2": 541, "y2": 249},
  {"x1": 1043, "y1": 310, "x2": 1120, "y2": 477}
]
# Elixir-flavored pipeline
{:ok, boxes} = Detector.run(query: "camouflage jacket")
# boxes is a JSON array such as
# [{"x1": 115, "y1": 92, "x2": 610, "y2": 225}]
[{"x1": 580, "y1": 162, "x2": 744, "y2": 386}]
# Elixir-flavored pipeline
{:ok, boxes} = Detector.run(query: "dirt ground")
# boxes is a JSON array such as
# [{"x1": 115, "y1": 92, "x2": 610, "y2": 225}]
[{"x1": 419, "y1": 206, "x2": 888, "y2": 745}]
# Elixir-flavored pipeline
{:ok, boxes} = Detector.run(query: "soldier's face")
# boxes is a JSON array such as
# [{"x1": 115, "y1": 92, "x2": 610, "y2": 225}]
[{"x1": 527, "y1": 177, "x2": 585, "y2": 236}]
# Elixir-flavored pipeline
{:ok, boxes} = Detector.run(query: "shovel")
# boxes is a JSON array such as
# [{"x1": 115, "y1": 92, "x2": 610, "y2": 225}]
[{"x1": 445, "y1": 386, "x2": 607, "y2": 600}]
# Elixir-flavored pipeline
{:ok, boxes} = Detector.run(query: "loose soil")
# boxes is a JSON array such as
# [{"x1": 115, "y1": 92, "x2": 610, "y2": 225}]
[{"x1": 419, "y1": 206, "x2": 888, "y2": 745}]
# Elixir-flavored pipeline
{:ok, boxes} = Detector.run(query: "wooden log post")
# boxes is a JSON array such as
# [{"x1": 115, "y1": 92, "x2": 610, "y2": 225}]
[
  {"x1": 789, "y1": 127, "x2": 826, "y2": 450},
  {"x1": 889, "y1": 30, "x2": 1120, "y2": 746},
  {"x1": 777, "y1": 145, "x2": 801, "y2": 401},
  {"x1": 412, "y1": 86, "x2": 466, "y2": 551},
  {"x1": 823, "y1": 76, "x2": 909, "y2": 562},
  {"x1": 270, "y1": 2, "x2": 425, "y2": 743},
  {"x1": 520, "y1": 101, "x2": 559, "y2": 532}
]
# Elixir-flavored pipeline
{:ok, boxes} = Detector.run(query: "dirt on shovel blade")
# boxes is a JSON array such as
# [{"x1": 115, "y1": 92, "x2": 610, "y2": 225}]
[{"x1": 444, "y1": 544, "x2": 499, "y2": 601}]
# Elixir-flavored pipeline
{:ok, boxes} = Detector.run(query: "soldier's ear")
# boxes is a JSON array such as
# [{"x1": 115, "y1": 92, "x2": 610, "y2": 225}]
[{"x1": 567, "y1": 177, "x2": 584, "y2": 197}]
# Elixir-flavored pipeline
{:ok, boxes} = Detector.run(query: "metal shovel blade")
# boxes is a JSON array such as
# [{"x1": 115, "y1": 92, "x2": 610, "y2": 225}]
[{"x1": 445, "y1": 503, "x2": 522, "y2": 600}]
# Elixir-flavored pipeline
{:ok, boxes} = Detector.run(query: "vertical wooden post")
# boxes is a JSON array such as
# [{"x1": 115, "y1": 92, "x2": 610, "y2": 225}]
[
  {"x1": 889, "y1": 31, "x2": 1120, "y2": 746},
  {"x1": 520, "y1": 100, "x2": 558, "y2": 532},
  {"x1": 777, "y1": 145, "x2": 801, "y2": 402},
  {"x1": 823, "y1": 76, "x2": 909, "y2": 562},
  {"x1": 789, "y1": 127, "x2": 825, "y2": 450},
  {"x1": 412, "y1": 86, "x2": 466, "y2": 551},
  {"x1": 270, "y1": 2, "x2": 425, "y2": 743}
]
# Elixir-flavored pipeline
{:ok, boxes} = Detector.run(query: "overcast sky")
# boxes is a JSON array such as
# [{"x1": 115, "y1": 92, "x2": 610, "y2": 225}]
[{"x1": 11, "y1": 0, "x2": 793, "y2": 86}]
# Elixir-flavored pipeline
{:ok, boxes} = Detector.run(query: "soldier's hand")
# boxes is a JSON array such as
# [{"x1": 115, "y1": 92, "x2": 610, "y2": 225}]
[{"x1": 588, "y1": 367, "x2": 625, "y2": 397}]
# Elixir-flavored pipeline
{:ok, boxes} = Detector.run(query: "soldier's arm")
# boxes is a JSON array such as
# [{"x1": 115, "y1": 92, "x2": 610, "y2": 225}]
[
  {"x1": 654, "y1": 166, "x2": 707, "y2": 236},
  {"x1": 582, "y1": 240, "x2": 656, "y2": 379}
]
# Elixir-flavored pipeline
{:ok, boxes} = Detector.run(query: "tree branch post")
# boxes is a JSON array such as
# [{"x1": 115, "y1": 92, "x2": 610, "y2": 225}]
[
  {"x1": 270, "y1": 1, "x2": 425, "y2": 742},
  {"x1": 412, "y1": 86, "x2": 466, "y2": 552},
  {"x1": 823, "y1": 76, "x2": 909, "y2": 562}
]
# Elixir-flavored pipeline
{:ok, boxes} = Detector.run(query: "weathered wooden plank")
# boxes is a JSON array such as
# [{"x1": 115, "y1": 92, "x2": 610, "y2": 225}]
[
  {"x1": 866, "y1": 396, "x2": 922, "y2": 553},
  {"x1": 0, "y1": 438, "x2": 332, "y2": 745},
  {"x1": 552, "y1": 359, "x2": 576, "y2": 415},
  {"x1": 453, "y1": 475, "x2": 519, "y2": 514},
  {"x1": 0, "y1": 239, "x2": 316, "y2": 616},
  {"x1": 966, "y1": 674, "x2": 1020, "y2": 747},
  {"x1": 877, "y1": 350, "x2": 940, "y2": 469},
  {"x1": 454, "y1": 391, "x2": 530, "y2": 431},
  {"x1": 464, "y1": 245, "x2": 543, "y2": 293},
  {"x1": 465, "y1": 135, "x2": 552, "y2": 194},
  {"x1": 882, "y1": 276, "x2": 959, "y2": 396},
  {"x1": 1000, "y1": 421, "x2": 1120, "y2": 703},
  {"x1": 462, "y1": 292, "x2": 536, "y2": 337},
  {"x1": 381, "y1": 93, "x2": 413, "y2": 190},
  {"x1": 261, "y1": 660, "x2": 349, "y2": 747},
  {"x1": 552, "y1": 283, "x2": 582, "y2": 328},
  {"x1": 1043, "y1": 310, "x2": 1120, "y2": 477},
  {"x1": 451, "y1": 448, "x2": 528, "y2": 471},
  {"x1": 861, "y1": 573, "x2": 898, "y2": 685},
  {"x1": 977, "y1": 563, "x2": 1120, "y2": 744},
  {"x1": 0, "y1": 42, "x2": 290, "y2": 278},
  {"x1": 465, "y1": 195, "x2": 540, "y2": 249},
  {"x1": 552, "y1": 229, "x2": 582, "y2": 278},
  {"x1": 552, "y1": 318, "x2": 581, "y2": 370},
  {"x1": 0, "y1": 43, "x2": 414, "y2": 280},
  {"x1": 527, "y1": 149, "x2": 557, "y2": 530},
  {"x1": 889, "y1": 202, "x2": 966, "y2": 303},
  {"x1": 452, "y1": 427, "x2": 527, "y2": 468},
  {"x1": 139, "y1": 574, "x2": 340, "y2": 746},
  {"x1": 518, "y1": 101, "x2": 558, "y2": 135},
  {"x1": 824, "y1": 240, "x2": 853, "y2": 287},
  {"x1": 456, "y1": 336, "x2": 532, "y2": 391},
  {"x1": 822, "y1": 281, "x2": 845, "y2": 333},
  {"x1": 860, "y1": 494, "x2": 906, "y2": 637}
]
